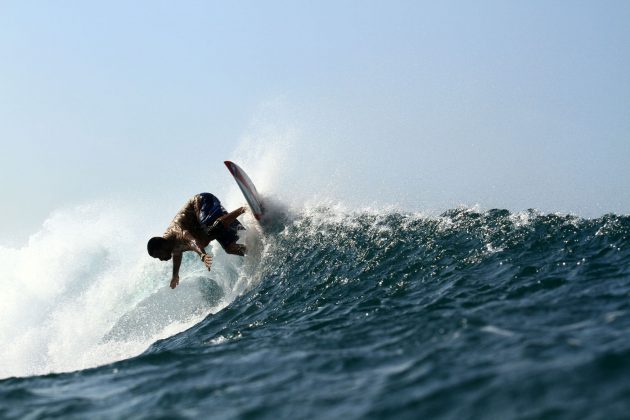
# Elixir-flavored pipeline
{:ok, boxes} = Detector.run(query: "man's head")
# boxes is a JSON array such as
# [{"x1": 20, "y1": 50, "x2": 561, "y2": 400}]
[{"x1": 147, "y1": 237, "x2": 172, "y2": 261}]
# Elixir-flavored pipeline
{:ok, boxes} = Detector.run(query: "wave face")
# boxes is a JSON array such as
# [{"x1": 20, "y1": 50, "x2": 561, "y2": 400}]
[{"x1": 1, "y1": 207, "x2": 630, "y2": 419}]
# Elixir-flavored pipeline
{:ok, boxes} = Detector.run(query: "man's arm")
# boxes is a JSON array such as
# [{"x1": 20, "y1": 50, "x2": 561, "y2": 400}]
[
  {"x1": 170, "y1": 252, "x2": 182, "y2": 289},
  {"x1": 217, "y1": 207, "x2": 247, "y2": 227},
  {"x1": 182, "y1": 230, "x2": 213, "y2": 271}
]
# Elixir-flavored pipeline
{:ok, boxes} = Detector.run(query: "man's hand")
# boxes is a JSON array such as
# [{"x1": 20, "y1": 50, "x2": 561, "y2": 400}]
[
  {"x1": 201, "y1": 253, "x2": 213, "y2": 271},
  {"x1": 170, "y1": 274, "x2": 180, "y2": 289}
]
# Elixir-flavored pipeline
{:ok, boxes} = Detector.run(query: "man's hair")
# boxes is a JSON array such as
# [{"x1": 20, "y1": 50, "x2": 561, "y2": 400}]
[{"x1": 147, "y1": 237, "x2": 167, "y2": 257}]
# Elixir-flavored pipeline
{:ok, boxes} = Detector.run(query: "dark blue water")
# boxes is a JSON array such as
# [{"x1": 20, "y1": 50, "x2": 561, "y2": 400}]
[{"x1": 1, "y1": 208, "x2": 629, "y2": 419}]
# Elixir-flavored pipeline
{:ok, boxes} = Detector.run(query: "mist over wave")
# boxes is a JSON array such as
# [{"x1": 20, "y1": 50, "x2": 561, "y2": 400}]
[{"x1": 0, "y1": 124, "x2": 295, "y2": 380}]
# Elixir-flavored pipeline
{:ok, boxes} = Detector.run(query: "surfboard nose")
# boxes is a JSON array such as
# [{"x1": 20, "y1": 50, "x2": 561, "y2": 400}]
[
  {"x1": 224, "y1": 161, "x2": 264, "y2": 221},
  {"x1": 224, "y1": 161, "x2": 236, "y2": 175}
]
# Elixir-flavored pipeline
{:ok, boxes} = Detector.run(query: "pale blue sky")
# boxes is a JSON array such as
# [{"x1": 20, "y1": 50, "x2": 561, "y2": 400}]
[{"x1": 1, "y1": 1, "x2": 629, "y2": 244}]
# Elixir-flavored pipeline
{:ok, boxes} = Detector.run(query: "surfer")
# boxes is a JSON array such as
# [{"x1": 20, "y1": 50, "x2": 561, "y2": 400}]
[{"x1": 147, "y1": 193, "x2": 247, "y2": 289}]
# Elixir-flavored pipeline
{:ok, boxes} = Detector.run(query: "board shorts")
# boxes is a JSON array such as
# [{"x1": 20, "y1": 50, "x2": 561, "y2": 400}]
[{"x1": 198, "y1": 193, "x2": 244, "y2": 249}]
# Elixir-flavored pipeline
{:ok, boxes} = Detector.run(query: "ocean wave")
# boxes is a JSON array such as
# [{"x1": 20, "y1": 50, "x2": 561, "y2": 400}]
[{"x1": 1, "y1": 205, "x2": 629, "y2": 419}]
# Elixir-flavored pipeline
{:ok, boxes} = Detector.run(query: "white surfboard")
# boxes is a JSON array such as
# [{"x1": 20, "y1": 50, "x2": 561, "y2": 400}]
[{"x1": 224, "y1": 161, "x2": 265, "y2": 220}]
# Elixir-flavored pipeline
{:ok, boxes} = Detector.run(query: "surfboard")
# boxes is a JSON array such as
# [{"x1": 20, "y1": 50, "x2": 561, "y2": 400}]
[{"x1": 224, "y1": 161, "x2": 265, "y2": 220}]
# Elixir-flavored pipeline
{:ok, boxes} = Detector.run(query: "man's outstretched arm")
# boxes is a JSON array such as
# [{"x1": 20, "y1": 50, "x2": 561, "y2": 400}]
[
  {"x1": 217, "y1": 207, "x2": 247, "y2": 227},
  {"x1": 170, "y1": 252, "x2": 182, "y2": 289}
]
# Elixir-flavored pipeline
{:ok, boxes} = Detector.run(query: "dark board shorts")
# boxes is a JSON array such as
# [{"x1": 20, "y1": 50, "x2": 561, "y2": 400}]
[{"x1": 198, "y1": 193, "x2": 244, "y2": 249}]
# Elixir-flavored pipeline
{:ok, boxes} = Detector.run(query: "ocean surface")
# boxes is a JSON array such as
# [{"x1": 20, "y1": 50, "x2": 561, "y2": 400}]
[{"x1": 1, "y1": 206, "x2": 629, "y2": 419}]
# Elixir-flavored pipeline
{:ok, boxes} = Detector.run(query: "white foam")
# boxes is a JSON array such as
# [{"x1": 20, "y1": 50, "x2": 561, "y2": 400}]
[{"x1": 0, "y1": 200, "x2": 262, "y2": 379}]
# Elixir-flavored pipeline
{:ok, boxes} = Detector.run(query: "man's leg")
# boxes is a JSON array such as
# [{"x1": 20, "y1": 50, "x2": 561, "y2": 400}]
[{"x1": 225, "y1": 242, "x2": 246, "y2": 256}]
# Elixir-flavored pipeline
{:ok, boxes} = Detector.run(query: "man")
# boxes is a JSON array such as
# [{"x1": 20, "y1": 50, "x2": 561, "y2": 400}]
[{"x1": 147, "y1": 193, "x2": 247, "y2": 289}]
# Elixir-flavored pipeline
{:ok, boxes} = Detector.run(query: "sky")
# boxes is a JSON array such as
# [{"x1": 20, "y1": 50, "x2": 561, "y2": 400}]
[{"x1": 1, "y1": 1, "x2": 629, "y2": 245}]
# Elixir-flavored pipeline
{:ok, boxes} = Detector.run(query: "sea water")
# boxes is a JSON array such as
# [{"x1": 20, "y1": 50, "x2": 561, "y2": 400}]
[{"x1": 1, "y1": 202, "x2": 629, "y2": 419}]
